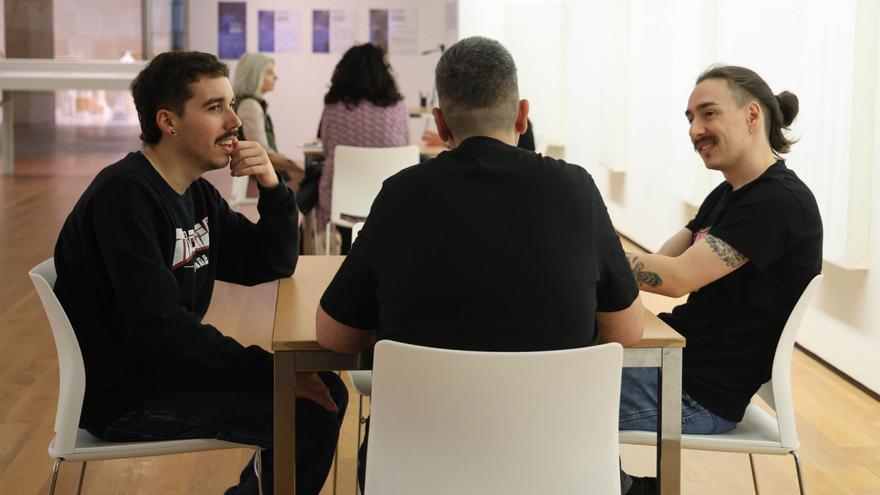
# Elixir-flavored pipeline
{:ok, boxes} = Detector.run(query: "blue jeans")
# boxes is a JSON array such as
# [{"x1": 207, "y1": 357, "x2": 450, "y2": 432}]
[
  {"x1": 619, "y1": 367, "x2": 736, "y2": 493},
  {"x1": 91, "y1": 371, "x2": 348, "y2": 495}
]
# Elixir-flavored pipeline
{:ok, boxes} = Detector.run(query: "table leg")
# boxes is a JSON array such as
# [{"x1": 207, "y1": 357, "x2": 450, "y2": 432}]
[
  {"x1": 275, "y1": 350, "x2": 297, "y2": 494},
  {"x1": 2, "y1": 92, "x2": 13, "y2": 176},
  {"x1": 657, "y1": 348, "x2": 682, "y2": 494}
]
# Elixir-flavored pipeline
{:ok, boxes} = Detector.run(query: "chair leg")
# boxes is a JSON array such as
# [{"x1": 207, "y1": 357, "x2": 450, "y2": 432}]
[
  {"x1": 48, "y1": 458, "x2": 62, "y2": 495},
  {"x1": 356, "y1": 394, "x2": 364, "y2": 494},
  {"x1": 748, "y1": 454, "x2": 760, "y2": 495},
  {"x1": 325, "y1": 224, "x2": 331, "y2": 255},
  {"x1": 75, "y1": 461, "x2": 88, "y2": 495},
  {"x1": 791, "y1": 451, "x2": 807, "y2": 495},
  {"x1": 254, "y1": 449, "x2": 263, "y2": 495}
]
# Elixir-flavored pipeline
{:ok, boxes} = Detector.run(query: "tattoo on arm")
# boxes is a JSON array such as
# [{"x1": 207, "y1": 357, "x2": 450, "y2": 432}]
[
  {"x1": 704, "y1": 234, "x2": 747, "y2": 268},
  {"x1": 626, "y1": 254, "x2": 663, "y2": 288}
]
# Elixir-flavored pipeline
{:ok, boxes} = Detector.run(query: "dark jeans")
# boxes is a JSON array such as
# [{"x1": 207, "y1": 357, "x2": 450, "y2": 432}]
[{"x1": 91, "y1": 371, "x2": 348, "y2": 495}]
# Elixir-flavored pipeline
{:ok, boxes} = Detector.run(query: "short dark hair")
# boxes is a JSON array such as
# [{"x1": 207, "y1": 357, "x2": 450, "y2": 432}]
[
  {"x1": 131, "y1": 51, "x2": 229, "y2": 144},
  {"x1": 434, "y1": 37, "x2": 519, "y2": 137},
  {"x1": 697, "y1": 65, "x2": 799, "y2": 156},
  {"x1": 324, "y1": 43, "x2": 403, "y2": 109}
]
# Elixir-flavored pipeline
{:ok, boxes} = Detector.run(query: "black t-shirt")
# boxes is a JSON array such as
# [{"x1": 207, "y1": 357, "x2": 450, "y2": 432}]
[
  {"x1": 321, "y1": 136, "x2": 638, "y2": 352},
  {"x1": 54, "y1": 152, "x2": 299, "y2": 430},
  {"x1": 661, "y1": 160, "x2": 822, "y2": 422}
]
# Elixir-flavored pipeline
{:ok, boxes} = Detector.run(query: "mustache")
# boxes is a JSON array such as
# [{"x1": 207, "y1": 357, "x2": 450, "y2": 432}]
[
  {"x1": 216, "y1": 129, "x2": 239, "y2": 144},
  {"x1": 693, "y1": 135, "x2": 716, "y2": 151}
]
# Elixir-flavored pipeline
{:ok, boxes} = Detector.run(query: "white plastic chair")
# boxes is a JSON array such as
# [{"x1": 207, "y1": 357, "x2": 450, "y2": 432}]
[
  {"x1": 325, "y1": 145, "x2": 419, "y2": 254},
  {"x1": 619, "y1": 274, "x2": 823, "y2": 495},
  {"x1": 29, "y1": 258, "x2": 263, "y2": 495},
  {"x1": 365, "y1": 340, "x2": 624, "y2": 495},
  {"x1": 229, "y1": 175, "x2": 257, "y2": 210}
]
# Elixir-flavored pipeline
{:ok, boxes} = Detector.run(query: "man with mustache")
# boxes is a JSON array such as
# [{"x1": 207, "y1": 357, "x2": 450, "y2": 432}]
[
  {"x1": 619, "y1": 66, "x2": 822, "y2": 494},
  {"x1": 52, "y1": 51, "x2": 347, "y2": 495}
]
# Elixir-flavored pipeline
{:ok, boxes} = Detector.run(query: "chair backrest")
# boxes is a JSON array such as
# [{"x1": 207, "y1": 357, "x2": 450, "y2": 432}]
[
  {"x1": 756, "y1": 274, "x2": 822, "y2": 449},
  {"x1": 351, "y1": 221, "x2": 365, "y2": 244},
  {"x1": 329, "y1": 145, "x2": 419, "y2": 225},
  {"x1": 29, "y1": 258, "x2": 86, "y2": 457},
  {"x1": 229, "y1": 175, "x2": 251, "y2": 209},
  {"x1": 365, "y1": 340, "x2": 624, "y2": 495}
]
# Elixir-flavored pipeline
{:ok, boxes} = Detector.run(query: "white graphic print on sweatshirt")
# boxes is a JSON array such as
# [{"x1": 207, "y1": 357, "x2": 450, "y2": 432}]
[{"x1": 172, "y1": 217, "x2": 210, "y2": 271}]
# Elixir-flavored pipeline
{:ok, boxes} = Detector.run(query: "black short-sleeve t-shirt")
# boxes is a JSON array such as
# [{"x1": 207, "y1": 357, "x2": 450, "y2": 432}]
[
  {"x1": 320, "y1": 136, "x2": 638, "y2": 352},
  {"x1": 663, "y1": 160, "x2": 823, "y2": 421}
]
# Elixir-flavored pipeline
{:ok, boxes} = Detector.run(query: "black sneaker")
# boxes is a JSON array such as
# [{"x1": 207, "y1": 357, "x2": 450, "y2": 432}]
[{"x1": 626, "y1": 476, "x2": 658, "y2": 495}]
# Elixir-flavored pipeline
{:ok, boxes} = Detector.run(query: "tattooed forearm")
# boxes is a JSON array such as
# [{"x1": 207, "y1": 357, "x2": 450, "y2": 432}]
[
  {"x1": 704, "y1": 234, "x2": 747, "y2": 268},
  {"x1": 626, "y1": 254, "x2": 664, "y2": 288}
]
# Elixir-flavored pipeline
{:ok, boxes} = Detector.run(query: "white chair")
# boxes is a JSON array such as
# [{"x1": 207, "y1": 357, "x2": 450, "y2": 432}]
[
  {"x1": 229, "y1": 175, "x2": 257, "y2": 210},
  {"x1": 325, "y1": 145, "x2": 419, "y2": 254},
  {"x1": 29, "y1": 258, "x2": 263, "y2": 495},
  {"x1": 365, "y1": 340, "x2": 624, "y2": 495},
  {"x1": 619, "y1": 274, "x2": 823, "y2": 495}
]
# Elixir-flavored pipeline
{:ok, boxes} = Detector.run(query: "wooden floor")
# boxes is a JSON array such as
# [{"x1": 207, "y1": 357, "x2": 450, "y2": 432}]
[{"x1": 1, "y1": 125, "x2": 878, "y2": 494}]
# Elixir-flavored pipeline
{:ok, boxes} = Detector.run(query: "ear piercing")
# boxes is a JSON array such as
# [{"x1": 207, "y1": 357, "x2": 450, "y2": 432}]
[{"x1": 170, "y1": 129, "x2": 177, "y2": 135}]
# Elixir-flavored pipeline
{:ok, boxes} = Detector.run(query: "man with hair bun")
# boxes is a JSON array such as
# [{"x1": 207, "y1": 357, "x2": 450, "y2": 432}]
[{"x1": 619, "y1": 66, "x2": 822, "y2": 494}]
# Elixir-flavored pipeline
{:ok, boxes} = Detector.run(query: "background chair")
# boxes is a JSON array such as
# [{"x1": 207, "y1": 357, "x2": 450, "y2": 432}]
[
  {"x1": 619, "y1": 274, "x2": 823, "y2": 495},
  {"x1": 365, "y1": 340, "x2": 624, "y2": 495},
  {"x1": 29, "y1": 258, "x2": 263, "y2": 495},
  {"x1": 229, "y1": 175, "x2": 257, "y2": 210},
  {"x1": 325, "y1": 145, "x2": 419, "y2": 254}
]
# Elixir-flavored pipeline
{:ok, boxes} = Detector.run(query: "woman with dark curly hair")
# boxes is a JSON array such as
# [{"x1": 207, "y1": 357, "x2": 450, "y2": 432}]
[{"x1": 318, "y1": 43, "x2": 409, "y2": 253}]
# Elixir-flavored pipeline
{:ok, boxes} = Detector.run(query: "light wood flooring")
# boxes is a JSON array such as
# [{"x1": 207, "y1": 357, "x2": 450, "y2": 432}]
[{"x1": 0, "y1": 125, "x2": 878, "y2": 494}]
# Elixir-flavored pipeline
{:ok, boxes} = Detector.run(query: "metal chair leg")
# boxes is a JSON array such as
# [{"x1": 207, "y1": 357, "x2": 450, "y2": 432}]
[
  {"x1": 356, "y1": 394, "x2": 365, "y2": 494},
  {"x1": 791, "y1": 451, "x2": 807, "y2": 495},
  {"x1": 748, "y1": 454, "x2": 760, "y2": 495},
  {"x1": 254, "y1": 449, "x2": 263, "y2": 495},
  {"x1": 48, "y1": 458, "x2": 62, "y2": 495},
  {"x1": 75, "y1": 461, "x2": 88, "y2": 495}
]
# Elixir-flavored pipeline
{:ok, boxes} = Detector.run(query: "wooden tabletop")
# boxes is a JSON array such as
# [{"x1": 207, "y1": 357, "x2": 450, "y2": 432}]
[{"x1": 273, "y1": 255, "x2": 685, "y2": 351}]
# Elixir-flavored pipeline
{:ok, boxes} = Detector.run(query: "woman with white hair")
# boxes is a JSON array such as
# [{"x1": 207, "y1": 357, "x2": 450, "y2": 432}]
[{"x1": 233, "y1": 52, "x2": 302, "y2": 180}]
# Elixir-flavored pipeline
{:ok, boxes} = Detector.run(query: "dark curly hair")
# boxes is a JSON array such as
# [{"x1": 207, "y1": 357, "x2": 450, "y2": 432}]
[
  {"x1": 324, "y1": 43, "x2": 403, "y2": 109},
  {"x1": 131, "y1": 51, "x2": 229, "y2": 144}
]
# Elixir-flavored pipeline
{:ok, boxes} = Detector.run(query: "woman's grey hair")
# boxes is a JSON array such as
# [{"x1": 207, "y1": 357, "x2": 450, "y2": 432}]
[
  {"x1": 233, "y1": 52, "x2": 274, "y2": 98},
  {"x1": 435, "y1": 36, "x2": 519, "y2": 137}
]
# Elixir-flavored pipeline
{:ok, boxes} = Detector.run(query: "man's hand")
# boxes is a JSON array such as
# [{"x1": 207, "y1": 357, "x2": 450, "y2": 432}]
[
  {"x1": 230, "y1": 140, "x2": 279, "y2": 189},
  {"x1": 295, "y1": 371, "x2": 338, "y2": 412}
]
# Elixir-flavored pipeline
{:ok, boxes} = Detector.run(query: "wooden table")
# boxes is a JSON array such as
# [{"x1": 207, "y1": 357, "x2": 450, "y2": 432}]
[{"x1": 273, "y1": 255, "x2": 686, "y2": 494}]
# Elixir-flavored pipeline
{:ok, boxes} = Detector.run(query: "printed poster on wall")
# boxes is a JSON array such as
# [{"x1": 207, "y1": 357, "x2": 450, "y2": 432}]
[
  {"x1": 330, "y1": 10, "x2": 357, "y2": 54},
  {"x1": 259, "y1": 10, "x2": 301, "y2": 53},
  {"x1": 258, "y1": 10, "x2": 274, "y2": 52},
  {"x1": 218, "y1": 2, "x2": 246, "y2": 59},
  {"x1": 312, "y1": 10, "x2": 330, "y2": 53},
  {"x1": 370, "y1": 8, "x2": 418, "y2": 55},
  {"x1": 275, "y1": 11, "x2": 301, "y2": 53},
  {"x1": 313, "y1": 9, "x2": 357, "y2": 54},
  {"x1": 369, "y1": 9, "x2": 389, "y2": 52},
  {"x1": 388, "y1": 8, "x2": 418, "y2": 55}
]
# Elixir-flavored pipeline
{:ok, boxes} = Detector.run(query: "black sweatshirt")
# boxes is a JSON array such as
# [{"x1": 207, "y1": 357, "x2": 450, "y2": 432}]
[{"x1": 53, "y1": 152, "x2": 299, "y2": 431}]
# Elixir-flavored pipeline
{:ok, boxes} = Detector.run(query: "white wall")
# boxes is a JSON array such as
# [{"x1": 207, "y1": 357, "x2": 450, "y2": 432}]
[
  {"x1": 461, "y1": 0, "x2": 880, "y2": 394},
  {"x1": 188, "y1": 0, "x2": 456, "y2": 159}
]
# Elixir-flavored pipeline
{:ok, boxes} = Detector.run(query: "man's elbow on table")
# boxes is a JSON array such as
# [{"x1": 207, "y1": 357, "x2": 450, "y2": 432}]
[
  {"x1": 596, "y1": 296, "x2": 645, "y2": 346},
  {"x1": 316, "y1": 304, "x2": 376, "y2": 354}
]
